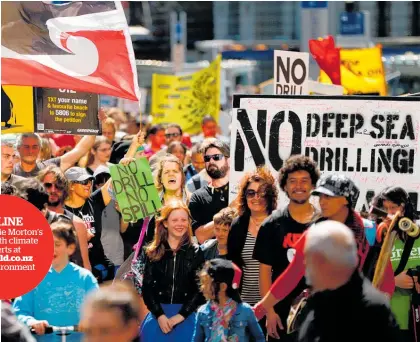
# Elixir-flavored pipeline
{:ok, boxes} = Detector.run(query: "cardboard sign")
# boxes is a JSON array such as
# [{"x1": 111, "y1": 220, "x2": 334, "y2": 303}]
[
  {"x1": 109, "y1": 158, "x2": 162, "y2": 222},
  {"x1": 230, "y1": 95, "x2": 420, "y2": 215},
  {"x1": 35, "y1": 88, "x2": 100, "y2": 135},
  {"x1": 1, "y1": 85, "x2": 35, "y2": 133},
  {"x1": 274, "y1": 51, "x2": 309, "y2": 95}
]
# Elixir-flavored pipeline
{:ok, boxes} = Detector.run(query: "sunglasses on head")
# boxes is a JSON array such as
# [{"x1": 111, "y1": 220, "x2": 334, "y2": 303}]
[
  {"x1": 44, "y1": 182, "x2": 65, "y2": 191},
  {"x1": 73, "y1": 179, "x2": 92, "y2": 186},
  {"x1": 165, "y1": 133, "x2": 181, "y2": 138},
  {"x1": 245, "y1": 189, "x2": 266, "y2": 199},
  {"x1": 204, "y1": 154, "x2": 224, "y2": 163}
]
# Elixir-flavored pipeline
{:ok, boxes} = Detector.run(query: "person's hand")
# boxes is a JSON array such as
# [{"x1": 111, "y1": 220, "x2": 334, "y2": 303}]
[
  {"x1": 98, "y1": 107, "x2": 107, "y2": 122},
  {"x1": 134, "y1": 130, "x2": 145, "y2": 146},
  {"x1": 31, "y1": 320, "x2": 49, "y2": 335},
  {"x1": 253, "y1": 301, "x2": 268, "y2": 321},
  {"x1": 157, "y1": 315, "x2": 172, "y2": 334},
  {"x1": 266, "y1": 308, "x2": 284, "y2": 339},
  {"x1": 119, "y1": 157, "x2": 136, "y2": 166},
  {"x1": 168, "y1": 314, "x2": 185, "y2": 328},
  {"x1": 395, "y1": 271, "x2": 417, "y2": 289},
  {"x1": 86, "y1": 230, "x2": 94, "y2": 241}
]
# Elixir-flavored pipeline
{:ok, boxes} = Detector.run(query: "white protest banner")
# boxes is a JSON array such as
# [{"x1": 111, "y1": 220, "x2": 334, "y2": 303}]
[
  {"x1": 230, "y1": 95, "x2": 420, "y2": 215},
  {"x1": 274, "y1": 51, "x2": 309, "y2": 95}
]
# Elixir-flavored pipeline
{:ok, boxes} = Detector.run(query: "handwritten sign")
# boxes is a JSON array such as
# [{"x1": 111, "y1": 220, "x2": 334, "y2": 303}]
[
  {"x1": 35, "y1": 88, "x2": 100, "y2": 135},
  {"x1": 109, "y1": 158, "x2": 162, "y2": 222},
  {"x1": 230, "y1": 95, "x2": 420, "y2": 215}
]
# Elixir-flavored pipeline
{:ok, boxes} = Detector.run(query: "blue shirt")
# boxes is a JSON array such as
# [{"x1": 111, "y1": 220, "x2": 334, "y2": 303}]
[{"x1": 13, "y1": 262, "x2": 98, "y2": 326}]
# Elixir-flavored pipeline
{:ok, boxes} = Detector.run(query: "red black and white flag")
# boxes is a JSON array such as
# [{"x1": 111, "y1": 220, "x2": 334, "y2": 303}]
[{"x1": 1, "y1": 1, "x2": 139, "y2": 100}]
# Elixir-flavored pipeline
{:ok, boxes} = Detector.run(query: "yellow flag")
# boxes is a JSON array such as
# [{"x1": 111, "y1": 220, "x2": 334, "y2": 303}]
[
  {"x1": 319, "y1": 46, "x2": 387, "y2": 96},
  {"x1": 151, "y1": 55, "x2": 221, "y2": 134},
  {"x1": 1, "y1": 85, "x2": 35, "y2": 133}
]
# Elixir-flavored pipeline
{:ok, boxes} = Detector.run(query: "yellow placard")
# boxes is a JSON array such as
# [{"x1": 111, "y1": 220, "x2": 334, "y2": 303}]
[
  {"x1": 1, "y1": 85, "x2": 35, "y2": 133},
  {"x1": 319, "y1": 46, "x2": 387, "y2": 96},
  {"x1": 151, "y1": 55, "x2": 221, "y2": 134}
]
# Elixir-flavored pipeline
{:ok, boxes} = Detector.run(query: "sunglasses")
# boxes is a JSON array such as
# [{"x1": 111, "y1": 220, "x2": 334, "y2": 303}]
[
  {"x1": 165, "y1": 133, "x2": 181, "y2": 138},
  {"x1": 73, "y1": 179, "x2": 93, "y2": 186},
  {"x1": 44, "y1": 182, "x2": 65, "y2": 191},
  {"x1": 245, "y1": 189, "x2": 266, "y2": 199},
  {"x1": 204, "y1": 154, "x2": 224, "y2": 163}
]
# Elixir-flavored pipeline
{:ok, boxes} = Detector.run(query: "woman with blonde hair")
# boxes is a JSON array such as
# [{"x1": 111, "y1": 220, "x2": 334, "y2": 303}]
[
  {"x1": 79, "y1": 136, "x2": 112, "y2": 174},
  {"x1": 140, "y1": 200, "x2": 204, "y2": 341},
  {"x1": 38, "y1": 138, "x2": 53, "y2": 161}
]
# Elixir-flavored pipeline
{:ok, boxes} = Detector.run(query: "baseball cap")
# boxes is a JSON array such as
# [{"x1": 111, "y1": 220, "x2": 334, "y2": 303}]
[
  {"x1": 93, "y1": 165, "x2": 110, "y2": 178},
  {"x1": 64, "y1": 167, "x2": 94, "y2": 182},
  {"x1": 312, "y1": 174, "x2": 360, "y2": 205}
]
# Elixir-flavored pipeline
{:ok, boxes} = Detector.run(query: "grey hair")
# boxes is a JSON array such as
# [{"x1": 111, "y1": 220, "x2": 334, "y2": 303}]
[
  {"x1": 305, "y1": 220, "x2": 358, "y2": 268},
  {"x1": 16, "y1": 133, "x2": 41, "y2": 148},
  {"x1": 1, "y1": 140, "x2": 15, "y2": 149}
]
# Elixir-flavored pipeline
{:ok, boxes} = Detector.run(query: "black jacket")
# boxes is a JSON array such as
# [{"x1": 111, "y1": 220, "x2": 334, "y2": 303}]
[
  {"x1": 142, "y1": 241, "x2": 205, "y2": 319},
  {"x1": 297, "y1": 271, "x2": 401, "y2": 342},
  {"x1": 227, "y1": 212, "x2": 251, "y2": 273}
]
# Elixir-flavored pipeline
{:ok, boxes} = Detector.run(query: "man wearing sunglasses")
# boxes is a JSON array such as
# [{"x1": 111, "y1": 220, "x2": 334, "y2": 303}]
[
  {"x1": 64, "y1": 167, "x2": 115, "y2": 283},
  {"x1": 37, "y1": 165, "x2": 92, "y2": 271},
  {"x1": 189, "y1": 138, "x2": 231, "y2": 244}
]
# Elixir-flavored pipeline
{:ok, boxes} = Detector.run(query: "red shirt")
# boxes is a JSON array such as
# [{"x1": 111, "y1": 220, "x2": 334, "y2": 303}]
[{"x1": 269, "y1": 211, "x2": 395, "y2": 300}]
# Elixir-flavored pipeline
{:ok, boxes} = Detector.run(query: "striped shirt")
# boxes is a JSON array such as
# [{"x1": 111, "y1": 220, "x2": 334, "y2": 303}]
[{"x1": 240, "y1": 232, "x2": 261, "y2": 306}]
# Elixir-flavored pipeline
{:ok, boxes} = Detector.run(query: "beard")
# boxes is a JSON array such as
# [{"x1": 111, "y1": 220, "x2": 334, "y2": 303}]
[
  {"x1": 48, "y1": 199, "x2": 61, "y2": 207},
  {"x1": 289, "y1": 197, "x2": 308, "y2": 205},
  {"x1": 206, "y1": 163, "x2": 229, "y2": 179}
]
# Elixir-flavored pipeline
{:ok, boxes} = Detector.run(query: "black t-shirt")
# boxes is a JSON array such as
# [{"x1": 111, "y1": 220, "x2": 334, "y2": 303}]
[
  {"x1": 253, "y1": 207, "x2": 312, "y2": 322},
  {"x1": 64, "y1": 189, "x2": 113, "y2": 270},
  {"x1": 188, "y1": 183, "x2": 229, "y2": 233}
]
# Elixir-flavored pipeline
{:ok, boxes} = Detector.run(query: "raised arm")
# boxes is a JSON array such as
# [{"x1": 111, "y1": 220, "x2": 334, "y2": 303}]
[{"x1": 60, "y1": 109, "x2": 108, "y2": 171}]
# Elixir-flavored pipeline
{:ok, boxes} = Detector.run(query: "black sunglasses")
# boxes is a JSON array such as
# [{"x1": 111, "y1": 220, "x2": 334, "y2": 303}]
[
  {"x1": 165, "y1": 133, "x2": 181, "y2": 138},
  {"x1": 44, "y1": 182, "x2": 65, "y2": 191},
  {"x1": 204, "y1": 154, "x2": 224, "y2": 163},
  {"x1": 246, "y1": 189, "x2": 266, "y2": 199},
  {"x1": 73, "y1": 179, "x2": 92, "y2": 186}
]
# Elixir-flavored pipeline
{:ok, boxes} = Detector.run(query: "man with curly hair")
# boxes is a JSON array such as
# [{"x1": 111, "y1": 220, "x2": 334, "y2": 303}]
[
  {"x1": 253, "y1": 155, "x2": 320, "y2": 341},
  {"x1": 253, "y1": 173, "x2": 396, "y2": 334}
]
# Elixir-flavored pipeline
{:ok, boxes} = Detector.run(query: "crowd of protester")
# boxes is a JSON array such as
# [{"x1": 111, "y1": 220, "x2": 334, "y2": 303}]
[{"x1": 1, "y1": 106, "x2": 418, "y2": 342}]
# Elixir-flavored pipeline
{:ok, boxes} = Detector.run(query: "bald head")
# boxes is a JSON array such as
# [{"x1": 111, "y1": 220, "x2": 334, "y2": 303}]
[
  {"x1": 305, "y1": 220, "x2": 358, "y2": 268},
  {"x1": 304, "y1": 221, "x2": 358, "y2": 291}
]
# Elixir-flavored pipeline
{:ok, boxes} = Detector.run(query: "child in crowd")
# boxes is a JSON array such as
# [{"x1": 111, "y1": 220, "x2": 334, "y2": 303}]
[
  {"x1": 200, "y1": 207, "x2": 237, "y2": 260},
  {"x1": 13, "y1": 222, "x2": 98, "y2": 335},
  {"x1": 193, "y1": 258, "x2": 265, "y2": 342}
]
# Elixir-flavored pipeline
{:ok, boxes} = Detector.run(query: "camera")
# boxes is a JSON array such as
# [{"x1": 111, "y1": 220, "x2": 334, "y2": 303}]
[{"x1": 406, "y1": 266, "x2": 420, "y2": 282}]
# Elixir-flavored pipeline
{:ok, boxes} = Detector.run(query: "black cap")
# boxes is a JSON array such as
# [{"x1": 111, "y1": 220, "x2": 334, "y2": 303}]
[{"x1": 312, "y1": 174, "x2": 359, "y2": 206}]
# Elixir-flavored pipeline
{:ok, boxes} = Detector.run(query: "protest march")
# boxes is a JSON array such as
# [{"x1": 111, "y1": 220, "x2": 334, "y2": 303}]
[{"x1": 1, "y1": 1, "x2": 420, "y2": 342}]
